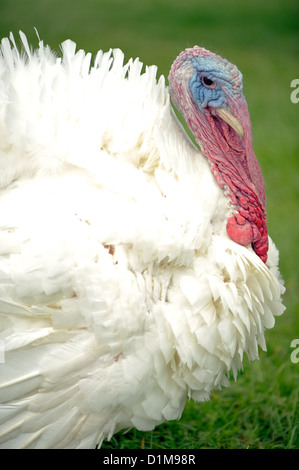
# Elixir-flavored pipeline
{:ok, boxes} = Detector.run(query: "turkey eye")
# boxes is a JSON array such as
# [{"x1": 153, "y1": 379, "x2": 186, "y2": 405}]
[{"x1": 201, "y1": 76, "x2": 216, "y2": 89}]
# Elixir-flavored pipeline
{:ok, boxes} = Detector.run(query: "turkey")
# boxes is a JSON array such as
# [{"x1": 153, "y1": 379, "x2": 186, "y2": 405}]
[{"x1": 0, "y1": 32, "x2": 285, "y2": 449}]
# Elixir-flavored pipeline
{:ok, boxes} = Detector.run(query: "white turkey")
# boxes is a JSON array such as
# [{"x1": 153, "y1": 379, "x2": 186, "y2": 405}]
[{"x1": 0, "y1": 32, "x2": 285, "y2": 449}]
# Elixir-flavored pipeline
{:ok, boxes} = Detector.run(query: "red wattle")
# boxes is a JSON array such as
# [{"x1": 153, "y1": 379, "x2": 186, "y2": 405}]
[
  {"x1": 226, "y1": 215, "x2": 268, "y2": 263},
  {"x1": 226, "y1": 215, "x2": 254, "y2": 247}
]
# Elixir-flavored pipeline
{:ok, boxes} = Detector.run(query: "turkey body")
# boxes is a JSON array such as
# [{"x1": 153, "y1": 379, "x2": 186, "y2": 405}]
[{"x1": 0, "y1": 33, "x2": 285, "y2": 448}]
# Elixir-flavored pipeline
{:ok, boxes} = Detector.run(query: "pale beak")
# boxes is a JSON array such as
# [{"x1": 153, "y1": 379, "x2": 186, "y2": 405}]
[{"x1": 216, "y1": 107, "x2": 244, "y2": 139}]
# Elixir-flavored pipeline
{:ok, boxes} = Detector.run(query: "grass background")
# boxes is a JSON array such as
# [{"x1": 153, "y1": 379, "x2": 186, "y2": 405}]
[{"x1": 0, "y1": 0, "x2": 298, "y2": 449}]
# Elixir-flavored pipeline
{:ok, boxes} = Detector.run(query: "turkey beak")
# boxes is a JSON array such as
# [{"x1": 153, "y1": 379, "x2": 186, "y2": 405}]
[{"x1": 216, "y1": 107, "x2": 244, "y2": 139}]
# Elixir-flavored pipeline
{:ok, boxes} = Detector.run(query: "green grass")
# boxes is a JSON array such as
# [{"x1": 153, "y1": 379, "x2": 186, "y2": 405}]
[{"x1": 1, "y1": 0, "x2": 298, "y2": 450}]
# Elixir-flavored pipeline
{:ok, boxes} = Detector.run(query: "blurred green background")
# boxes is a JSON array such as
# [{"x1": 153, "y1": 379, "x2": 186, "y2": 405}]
[{"x1": 0, "y1": 0, "x2": 298, "y2": 449}]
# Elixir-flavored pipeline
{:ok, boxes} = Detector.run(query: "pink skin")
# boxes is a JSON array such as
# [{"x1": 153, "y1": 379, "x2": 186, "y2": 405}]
[{"x1": 168, "y1": 46, "x2": 268, "y2": 263}]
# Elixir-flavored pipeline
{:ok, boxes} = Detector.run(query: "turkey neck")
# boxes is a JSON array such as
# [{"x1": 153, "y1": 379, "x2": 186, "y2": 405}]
[{"x1": 182, "y1": 91, "x2": 268, "y2": 263}]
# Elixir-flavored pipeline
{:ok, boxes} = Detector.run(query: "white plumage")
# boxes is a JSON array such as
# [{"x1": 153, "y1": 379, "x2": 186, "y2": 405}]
[{"x1": 0, "y1": 33, "x2": 284, "y2": 448}]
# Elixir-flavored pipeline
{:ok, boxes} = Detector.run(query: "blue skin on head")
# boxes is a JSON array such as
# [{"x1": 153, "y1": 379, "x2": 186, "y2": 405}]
[{"x1": 189, "y1": 57, "x2": 240, "y2": 110}]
